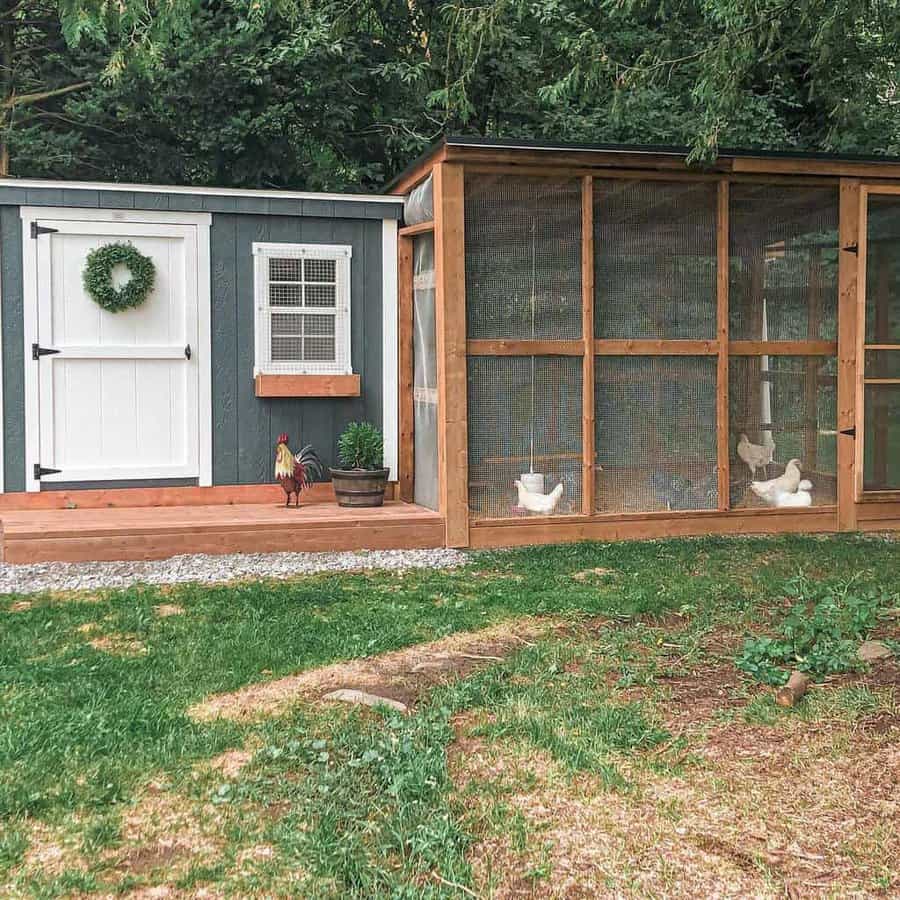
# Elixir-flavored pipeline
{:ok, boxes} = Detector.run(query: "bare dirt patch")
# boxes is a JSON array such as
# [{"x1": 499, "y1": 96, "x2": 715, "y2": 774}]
[
  {"x1": 572, "y1": 567, "x2": 615, "y2": 582},
  {"x1": 154, "y1": 603, "x2": 185, "y2": 618},
  {"x1": 207, "y1": 748, "x2": 254, "y2": 778},
  {"x1": 655, "y1": 663, "x2": 749, "y2": 728},
  {"x1": 453, "y1": 677, "x2": 900, "y2": 898},
  {"x1": 7, "y1": 600, "x2": 31, "y2": 612},
  {"x1": 189, "y1": 618, "x2": 554, "y2": 722},
  {"x1": 88, "y1": 632, "x2": 148, "y2": 657}
]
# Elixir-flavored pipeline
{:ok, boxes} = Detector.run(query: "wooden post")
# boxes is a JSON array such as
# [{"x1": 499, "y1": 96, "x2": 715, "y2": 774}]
[
  {"x1": 837, "y1": 178, "x2": 860, "y2": 530},
  {"x1": 804, "y1": 248, "x2": 821, "y2": 473},
  {"x1": 717, "y1": 180, "x2": 730, "y2": 510},
  {"x1": 582, "y1": 176, "x2": 595, "y2": 515},
  {"x1": 398, "y1": 235, "x2": 414, "y2": 502},
  {"x1": 433, "y1": 162, "x2": 469, "y2": 547}
]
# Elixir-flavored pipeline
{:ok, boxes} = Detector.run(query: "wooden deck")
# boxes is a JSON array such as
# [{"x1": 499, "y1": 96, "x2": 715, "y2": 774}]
[{"x1": 0, "y1": 500, "x2": 445, "y2": 563}]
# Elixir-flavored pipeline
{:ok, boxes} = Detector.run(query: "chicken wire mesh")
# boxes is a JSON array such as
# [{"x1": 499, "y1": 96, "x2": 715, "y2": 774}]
[
  {"x1": 729, "y1": 185, "x2": 839, "y2": 342},
  {"x1": 863, "y1": 383, "x2": 900, "y2": 491},
  {"x1": 468, "y1": 356, "x2": 583, "y2": 519},
  {"x1": 865, "y1": 195, "x2": 900, "y2": 344},
  {"x1": 594, "y1": 180, "x2": 718, "y2": 339},
  {"x1": 729, "y1": 355, "x2": 837, "y2": 507},
  {"x1": 413, "y1": 233, "x2": 439, "y2": 511},
  {"x1": 594, "y1": 356, "x2": 718, "y2": 513},
  {"x1": 465, "y1": 174, "x2": 582, "y2": 340}
]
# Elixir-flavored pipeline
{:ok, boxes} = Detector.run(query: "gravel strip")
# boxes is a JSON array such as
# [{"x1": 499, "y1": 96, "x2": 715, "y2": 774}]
[{"x1": 0, "y1": 548, "x2": 469, "y2": 596}]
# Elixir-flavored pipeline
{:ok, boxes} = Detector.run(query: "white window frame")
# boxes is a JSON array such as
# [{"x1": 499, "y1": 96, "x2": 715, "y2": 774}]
[{"x1": 252, "y1": 242, "x2": 352, "y2": 376}]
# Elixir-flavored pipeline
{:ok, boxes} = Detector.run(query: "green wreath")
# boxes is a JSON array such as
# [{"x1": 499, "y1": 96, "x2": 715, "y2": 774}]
[{"x1": 82, "y1": 242, "x2": 155, "y2": 313}]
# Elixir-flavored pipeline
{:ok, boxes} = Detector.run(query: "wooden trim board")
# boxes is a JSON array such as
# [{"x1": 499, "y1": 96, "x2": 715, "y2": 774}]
[
  {"x1": 0, "y1": 481, "x2": 400, "y2": 511},
  {"x1": 253, "y1": 374, "x2": 361, "y2": 397}
]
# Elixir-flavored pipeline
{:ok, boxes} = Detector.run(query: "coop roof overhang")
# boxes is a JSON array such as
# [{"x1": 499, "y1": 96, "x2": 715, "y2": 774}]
[{"x1": 386, "y1": 135, "x2": 900, "y2": 193}]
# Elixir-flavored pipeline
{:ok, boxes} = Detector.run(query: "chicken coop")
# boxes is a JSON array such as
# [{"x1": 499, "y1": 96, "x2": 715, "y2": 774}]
[{"x1": 390, "y1": 137, "x2": 900, "y2": 548}]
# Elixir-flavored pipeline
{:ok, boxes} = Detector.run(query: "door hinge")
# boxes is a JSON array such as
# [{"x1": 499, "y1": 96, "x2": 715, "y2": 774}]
[
  {"x1": 30, "y1": 222, "x2": 59, "y2": 239},
  {"x1": 33, "y1": 463, "x2": 61, "y2": 480},
  {"x1": 184, "y1": 343, "x2": 192, "y2": 360},
  {"x1": 842, "y1": 243, "x2": 859, "y2": 255},
  {"x1": 840, "y1": 426, "x2": 856, "y2": 438},
  {"x1": 32, "y1": 343, "x2": 60, "y2": 360}
]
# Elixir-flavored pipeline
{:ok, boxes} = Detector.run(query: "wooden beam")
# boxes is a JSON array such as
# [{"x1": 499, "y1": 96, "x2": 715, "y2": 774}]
[
  {"x1": 463, "y1": 165, "x2": 839, "y2": 187},
  {"x1": 388, "y1": 152, "x2": 444, "y2": 197},
  {"x1": 582, "y1": 176, "x2": 595, "y2": 515},
  {"x1": 594, "y1": 339, "x2": 718, "y2": 355},
  {"x1": 731, "y1": 156, "x2": 900, "y2": 180},
  {"x1": 398, "y1": 235, "x2": 414, "y2": 503},
  {"x1": 717, "y1": 180, "x2": 730, "y2": 511},
  {"x1": 468, "y1": 506, "x2": 839, "y2": 548},
  {"x1": 434, "y1": 162, "x2": 469, "y2": 547},
  {"x1": 837, "y1": 178, "x2": 860, "y2": 529},
  {"x1": 398, "y1": 221, "x2": 435, "y2": 237},
  {"x1": 728, "y1": 340, "x2": 837, "y2": 356},
  {"x1": 805, "y1": 249, "x2": 822, "y2": 472},
  {"x1": 467, "y1": 339, "x2": 583, "y2": 356}
]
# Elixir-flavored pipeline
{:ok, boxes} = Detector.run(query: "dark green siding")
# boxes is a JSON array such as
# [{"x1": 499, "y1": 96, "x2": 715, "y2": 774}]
[
  {"x1": 211, "y1": 213, "x2": 384, "y2": 484},
  {"x1": 0, "y1": 185, "x2": 395, "y2": 490},
  {"x1": 1, "y1": 207, "x2": 24, "y2": 491}
]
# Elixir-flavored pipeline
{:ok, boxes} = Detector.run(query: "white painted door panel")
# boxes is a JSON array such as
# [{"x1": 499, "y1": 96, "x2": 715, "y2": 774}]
[{"x1": 35, "y1": 220, "x2": 199, "y2": 483}]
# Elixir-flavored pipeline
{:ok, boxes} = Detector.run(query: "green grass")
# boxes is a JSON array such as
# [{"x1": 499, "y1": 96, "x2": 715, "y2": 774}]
[{"x1": 2, "y1": 533, "x2": 899, "y2": 896}]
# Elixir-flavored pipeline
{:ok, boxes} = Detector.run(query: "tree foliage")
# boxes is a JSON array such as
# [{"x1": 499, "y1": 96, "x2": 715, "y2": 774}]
[{"x1": 6, "y1": 0, "x2": 900, "y2": 188}]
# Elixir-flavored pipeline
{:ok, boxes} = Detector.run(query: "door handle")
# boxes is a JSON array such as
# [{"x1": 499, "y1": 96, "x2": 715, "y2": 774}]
[{"x1": 184, "y1": 344, "x2": 192, "y2": 360}]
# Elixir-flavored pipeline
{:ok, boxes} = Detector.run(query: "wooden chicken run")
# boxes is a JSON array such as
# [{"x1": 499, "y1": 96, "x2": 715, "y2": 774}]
[{"x1": 390, "y1": 137, "x2": 900, "y2": 549}]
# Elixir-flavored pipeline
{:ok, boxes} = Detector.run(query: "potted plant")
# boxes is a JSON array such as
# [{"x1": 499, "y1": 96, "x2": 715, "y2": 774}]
[{"x1": 330, "y1": 422, "x2": 389, "y2": 507}]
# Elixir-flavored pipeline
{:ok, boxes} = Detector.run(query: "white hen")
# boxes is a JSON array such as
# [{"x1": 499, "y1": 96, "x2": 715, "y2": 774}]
[
  {"x1": 774, "y1": 488, "x2": 812, "y2": 508},
  {"x1": 737, "y1": 432, "x2": 775, "y2": 479},
  {"x1": 515, "y1": 480, "x2": 564, "y2": 514},
  {"x1": 750, "y1": 458, "x2": 802, "y2": 503}
]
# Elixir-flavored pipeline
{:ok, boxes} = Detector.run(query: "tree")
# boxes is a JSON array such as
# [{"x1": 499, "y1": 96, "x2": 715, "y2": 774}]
[
  {"x1": 0, "y1": 0, "x2": 194, "y2": 175},
  {"x1": 437, "y1": 0, "x2": 900, "y2": 160},
  {"x1": 5, "y1": 0, "x2": 899, "y2": 187}
]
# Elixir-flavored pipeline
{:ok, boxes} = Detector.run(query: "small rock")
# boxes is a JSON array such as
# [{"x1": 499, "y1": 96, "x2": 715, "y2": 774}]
[
  {"x1": 858, "y1": 640, "x2": 894, "y2": 662},
  {"x1": 322, "y1": 689, "x2": 408, "y2": 714}
]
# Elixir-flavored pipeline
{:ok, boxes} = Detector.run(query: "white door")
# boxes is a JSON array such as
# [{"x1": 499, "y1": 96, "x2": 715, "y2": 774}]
[{"x1": 33, "y1": 219, "x2": 200, "y2": 484}]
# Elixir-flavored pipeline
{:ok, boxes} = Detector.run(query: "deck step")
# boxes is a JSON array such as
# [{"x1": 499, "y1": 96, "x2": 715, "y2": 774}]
[{"x1": 0, "y1": 501, "x2": 445, "y2": 563}]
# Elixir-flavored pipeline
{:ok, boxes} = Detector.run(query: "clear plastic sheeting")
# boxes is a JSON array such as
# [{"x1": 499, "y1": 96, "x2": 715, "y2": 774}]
[
  {"x1": 594, "y1": 180, "x2": 718, "y2": 340},
  {"x1": 729, "y1": 356, "x2": 837, "y2": 507},
  {"x1": 413, "y1": 233, "x2": 439, "y2": 511},
  {"x1": 730, "y1": 185, "x2": 839, "y2": 342},
  {"x1": 468, "y1": 356, "x2": 583, "y2": 519},
  {"x1": 595, "y1": 356, "x2": 718, "y2": 513},
  {"x1": 404, "y1": 173, "x2": 434, "y2": 226},
  {"x1": 465, "y1": 174, "x2": 582, "y2": 339}
]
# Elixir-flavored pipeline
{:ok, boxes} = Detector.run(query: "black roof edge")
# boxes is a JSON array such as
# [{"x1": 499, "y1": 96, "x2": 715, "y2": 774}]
[{"x1": 384, "y1": 133, "x2": 900, "y2": 193}]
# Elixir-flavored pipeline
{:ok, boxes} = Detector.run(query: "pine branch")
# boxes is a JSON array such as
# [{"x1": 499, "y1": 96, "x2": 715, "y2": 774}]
[{"x1": 3, "y1": 80, "x2": 89, "y2": 108}]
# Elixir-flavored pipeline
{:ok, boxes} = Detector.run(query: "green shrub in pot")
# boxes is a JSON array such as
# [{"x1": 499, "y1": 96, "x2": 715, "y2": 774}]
[{"x1": 330, "y1": 422, "x2": 389, "y2": 507}]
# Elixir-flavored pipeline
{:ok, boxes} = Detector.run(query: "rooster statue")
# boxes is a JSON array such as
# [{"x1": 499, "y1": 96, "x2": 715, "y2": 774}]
[{"x1": 274, "y1": 433, "x2": 324, "y2": 507}]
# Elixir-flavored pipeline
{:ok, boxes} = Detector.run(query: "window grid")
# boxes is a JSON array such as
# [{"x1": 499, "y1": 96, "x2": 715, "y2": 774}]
[{"x1": 253, "y1": 243, "x2": 351, "y2": 376}]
